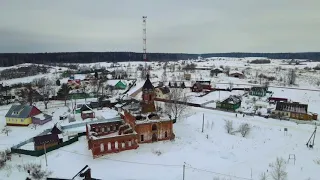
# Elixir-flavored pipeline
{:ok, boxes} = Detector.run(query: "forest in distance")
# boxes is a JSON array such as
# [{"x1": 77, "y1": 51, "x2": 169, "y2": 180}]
[{"x1": 0, "y1": 52, "x2": 320, "y2": 67}]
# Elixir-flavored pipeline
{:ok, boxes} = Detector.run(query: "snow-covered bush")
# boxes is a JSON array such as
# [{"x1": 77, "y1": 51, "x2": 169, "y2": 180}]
[
  {"x1": 22, "y1": 163, "x2": 52, "y2": 180},
  {"x1": 224, "y1": 120, "x2": 233, "y2": 134},
  {"x1": 238, "y1": 123, "x2": 251, "y2": 137},
  {"x1": 269, "y1": 157, "x2": 287, "y2": 180},
  {"x1": 152, "y1": 149, "x2": 162, "y2": 156},
  {"x1": 313, "y1": 158, "x2": 320, "y2": 165}
]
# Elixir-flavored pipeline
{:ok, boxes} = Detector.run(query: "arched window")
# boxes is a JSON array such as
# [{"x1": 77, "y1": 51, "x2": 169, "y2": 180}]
[
  {"x1": 152, "y1": 124, "x2": 157, "y2": 131},
  {"x1": 100, "y1": 143, "x2": 104, "y2": 152}
]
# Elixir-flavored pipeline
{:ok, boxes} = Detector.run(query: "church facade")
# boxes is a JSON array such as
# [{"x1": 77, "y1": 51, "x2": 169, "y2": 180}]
[{"x1": 86, "y1": 75, "x2": 175, "y2": 158}]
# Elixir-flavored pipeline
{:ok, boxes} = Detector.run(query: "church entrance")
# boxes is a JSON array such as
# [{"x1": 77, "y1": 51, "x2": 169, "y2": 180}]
[{"x1": 152, "y1": 133, "x2": 157, "y2": 142}]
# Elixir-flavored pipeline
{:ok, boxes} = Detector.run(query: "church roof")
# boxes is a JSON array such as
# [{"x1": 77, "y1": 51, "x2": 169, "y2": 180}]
[{"x1": 142, "y1": 74, "x2": 154, "y2": 90}]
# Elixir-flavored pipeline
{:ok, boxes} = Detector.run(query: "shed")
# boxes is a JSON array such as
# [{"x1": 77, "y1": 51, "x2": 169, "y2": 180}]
[{"x1": 32, "y1": 113, "x2": 53, "y2": 125}]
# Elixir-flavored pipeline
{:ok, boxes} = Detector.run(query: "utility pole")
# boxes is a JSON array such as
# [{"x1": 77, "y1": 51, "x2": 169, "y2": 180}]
[
  {"x1": 183, "y1": 162, "x2": 186, "y2": 180},
  {"x1": 202, "y1": 113, "x2": 204, "y2": 133},
  {"x1": 44, "y1": 143, "x2": 48, "y2": 166}
]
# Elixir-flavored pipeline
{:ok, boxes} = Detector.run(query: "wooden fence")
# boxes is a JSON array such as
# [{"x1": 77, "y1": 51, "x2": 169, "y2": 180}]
[{"x1": 11, "y1": 132, "x2": 86, "y2": 157}]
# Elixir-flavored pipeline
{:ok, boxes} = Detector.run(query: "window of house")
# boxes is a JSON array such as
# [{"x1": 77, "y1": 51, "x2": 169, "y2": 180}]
[
  {"x1": 165, "y1": 131, "x2": 168, "y2": 138},
  {"x1": 12, "y1": 111, "x2": 19, "y2": 115},
  {"x1": 140, "y1": 135, "x2": 144, "y2": 142}
]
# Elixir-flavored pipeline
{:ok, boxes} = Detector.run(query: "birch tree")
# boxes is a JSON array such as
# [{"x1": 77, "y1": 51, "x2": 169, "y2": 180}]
[{"x1": 165, "y1": 88, "x2": 189, "y2": 122}]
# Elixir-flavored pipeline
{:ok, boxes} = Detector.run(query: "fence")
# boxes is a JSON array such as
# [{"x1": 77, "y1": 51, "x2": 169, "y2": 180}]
[
  {"x1": 12, "y1": 128, "x2": 52, "y2": 149},
  {"x1": 154, "y1": 98, "x2": 201, "y2": 107},
  {"x1": 11, "y1": 132, "x2": 86, "y2": 157}
]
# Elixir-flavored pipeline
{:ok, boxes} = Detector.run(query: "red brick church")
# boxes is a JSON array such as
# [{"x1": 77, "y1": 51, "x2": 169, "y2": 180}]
[{"x1": 86, "y1": 75, "x2": 175, "y2": 158}]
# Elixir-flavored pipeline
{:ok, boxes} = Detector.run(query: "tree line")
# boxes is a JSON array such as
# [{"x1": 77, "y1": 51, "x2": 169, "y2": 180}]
[{"x1": 0, "y1": 52, "x2": 320, "y2": 67}]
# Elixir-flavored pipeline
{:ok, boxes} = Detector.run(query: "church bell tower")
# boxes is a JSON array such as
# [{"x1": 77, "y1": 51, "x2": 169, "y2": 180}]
[{"x1": 141, "y1": 74, "x2": 156, "y2": 114}]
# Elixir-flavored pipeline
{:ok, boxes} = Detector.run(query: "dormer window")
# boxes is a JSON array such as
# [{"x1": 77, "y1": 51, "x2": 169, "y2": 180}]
[{"x1": 12, "y1": 111, "x2": 19, "y2": 115}]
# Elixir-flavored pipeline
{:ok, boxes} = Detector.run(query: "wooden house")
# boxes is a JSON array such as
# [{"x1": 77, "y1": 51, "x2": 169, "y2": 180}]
[
  {"x1": 155, "y1": 86, "x2": 170, "y2": 99},
  {"x1": 249, "y1": 86, "x2": 268, "y2": 97},
  {"x1": 33, "y1": 134, "x2": 62, "y2": 151},
  {"x1": 229, "y1": 71, "x2": 245, "y2": 79},
  {"x1": 191, "y1": 81, "x2": 211, "y2": 92},
  {"x1": 216, "y1": 96, "x2": 242, "y2": 111},
  {"x1": 272, "y1": 102, "x2": 317, "y2": 120},
  {"x1": 5, "y1": 105, "x2": 41, "y2": 126}
]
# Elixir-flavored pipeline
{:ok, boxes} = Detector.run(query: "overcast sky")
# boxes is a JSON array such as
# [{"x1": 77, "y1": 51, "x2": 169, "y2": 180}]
[{"x1": 0, "y1": 0, "x2": 319, "y2": 53}]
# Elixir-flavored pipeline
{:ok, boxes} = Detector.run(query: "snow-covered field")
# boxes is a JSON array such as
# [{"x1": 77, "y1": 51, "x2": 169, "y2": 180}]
[{"x1": 0, "y1": 57, "x2": 320, "y2": 180}]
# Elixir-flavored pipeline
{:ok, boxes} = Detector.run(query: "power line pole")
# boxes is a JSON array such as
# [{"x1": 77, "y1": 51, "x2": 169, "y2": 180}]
[
  {"x1": 44, "y1": 143, "x2": 48, "y2": 166},
  {"x1": 202, "y1": 113, "x2": 204, "y2": 133},
  {"x1": 183, "y1": 162, "x2": 186, "y2": 180}
]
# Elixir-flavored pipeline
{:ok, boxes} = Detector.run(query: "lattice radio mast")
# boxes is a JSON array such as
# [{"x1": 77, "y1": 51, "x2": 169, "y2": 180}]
[{"x1": 142, "y1": 16, "x2": 148, "y2": 76}]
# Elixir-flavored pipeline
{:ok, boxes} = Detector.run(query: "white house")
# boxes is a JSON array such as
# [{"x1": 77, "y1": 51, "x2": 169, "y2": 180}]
[{"x1": 155, "y1": 87, "x2": 170, "y2": 99}]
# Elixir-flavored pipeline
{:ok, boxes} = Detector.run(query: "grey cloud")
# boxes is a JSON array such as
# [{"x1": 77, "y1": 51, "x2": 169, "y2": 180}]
[{"x1": 0, "y1": 0, "x2": 319, "y2": 53}]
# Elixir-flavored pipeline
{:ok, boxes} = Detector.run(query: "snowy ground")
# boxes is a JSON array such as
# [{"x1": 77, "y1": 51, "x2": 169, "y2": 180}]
[
  {"x1": 1, "y1": 107, "x2": 319, "y2": 180},
  {"x1": 0, "y1": 58, "x2": 320, "y2": 179}
]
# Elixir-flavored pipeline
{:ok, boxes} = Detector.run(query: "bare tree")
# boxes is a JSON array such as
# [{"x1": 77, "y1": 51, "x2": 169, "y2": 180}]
[
  {"x1": 1, "y1": 126, "x2": 11, "y2": 136},
  {"x1": 269, "y1": 157, "x2": 288, "y2": 180},
  {"x1": 161, "y1": 71, "x2": 167, "y2": 83},
  {"x1": 36, "y1": 77, "x2": 54, "y2": 109},
  {"x1": 140, "y1": 68, "x2": 147, "y2": 80},
  {"x1": 287, "y1": 69, "x2": 296, "y2": 85},
  {"x1": 177, "y1": 65, "x2": 182, "y2": 71},
  {"x1": 260, "y1": 172, "x2": 268, "y2": 180},
  {"x1": 19, "y1": 84, "x2": 35, "y2": 105},
  {"x1": 57, "y1": 83, "x2": 70, "y2": 106},
  {"x1": 224, "y1": 66, "x2": 230, "y2": 75},
  {"x1": 238, "y1": 123, "x2": 251, "y2": 137},
  {"x1": 224, "y1": 120, "x2": 233, "y2": 134},
  {"x1": 165, "y1": 88, "x2": 189, "y2": 122}
]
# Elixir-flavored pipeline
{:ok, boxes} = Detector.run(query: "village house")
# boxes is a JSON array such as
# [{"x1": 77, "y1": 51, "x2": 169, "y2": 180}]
[
  {"x1": 5, "y1": 105, "x2": 42, "y2": 126},
  {"x1": 268, "y1": 97, "x2": 288, "y2": 104},
  {"x1": 184, "y1": 73, "x2": 191, "y2": 80},
  {"x1": 81, "y1": 110, "x2": 95, "y2": 120},
  {"x1": 229, "y1": 71, "x2": 245, "y2": 79},
  {"x1": 155, "y1": 86, "x2": 170, "y2": 99},
  {"x1": 216, "y1": 95, "x2": 242, "y2": 111},
  {"x1": 191, "y1": 81, "x2": 211, "y2": 92},
  {"x1": 249, "y1": 86, "x2": 268, "y2": 97},
  {"x1": 272, "y1": 102, "x2": 318, "y2": 120},
  {"x1": 86, "y1": 75, "x2": 174, "y2": 158},
  {"x1": 211, "y1": 68, "x2": 223, "y2": 76},
  {"x1": 33, "y1": 133, "x2": 62, "y2": 151}
]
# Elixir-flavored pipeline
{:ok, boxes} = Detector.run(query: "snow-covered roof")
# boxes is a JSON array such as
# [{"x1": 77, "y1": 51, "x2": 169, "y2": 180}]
[
  {"x1": 229, "y1": 71, "x2": 243, "y2": 75},
  {"x1": 33, "y1": 113, "x2": 52, "y2": 120}
]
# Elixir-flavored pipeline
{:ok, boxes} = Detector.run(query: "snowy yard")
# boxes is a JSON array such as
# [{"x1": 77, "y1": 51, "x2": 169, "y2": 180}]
[{"x1": 1, "y1": 107, "x2": 319, "y2": 180}]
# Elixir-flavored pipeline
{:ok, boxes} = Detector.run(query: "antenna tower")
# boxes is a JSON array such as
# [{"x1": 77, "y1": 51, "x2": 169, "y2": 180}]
[{"x1": 142, "y1": 16, "x2": 148, "y2": 76}]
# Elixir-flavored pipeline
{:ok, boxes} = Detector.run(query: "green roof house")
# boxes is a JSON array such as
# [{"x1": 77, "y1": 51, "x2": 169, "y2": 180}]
[
  {"x1": 114, "y1": 80, "x2": 127, "y2": 90},
  {"x1": 249, "y1": 86, "x2": 268, "y2": 97},
  {"x1": 216, "y1": 95, "x2": 242, "y2": 111}
]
